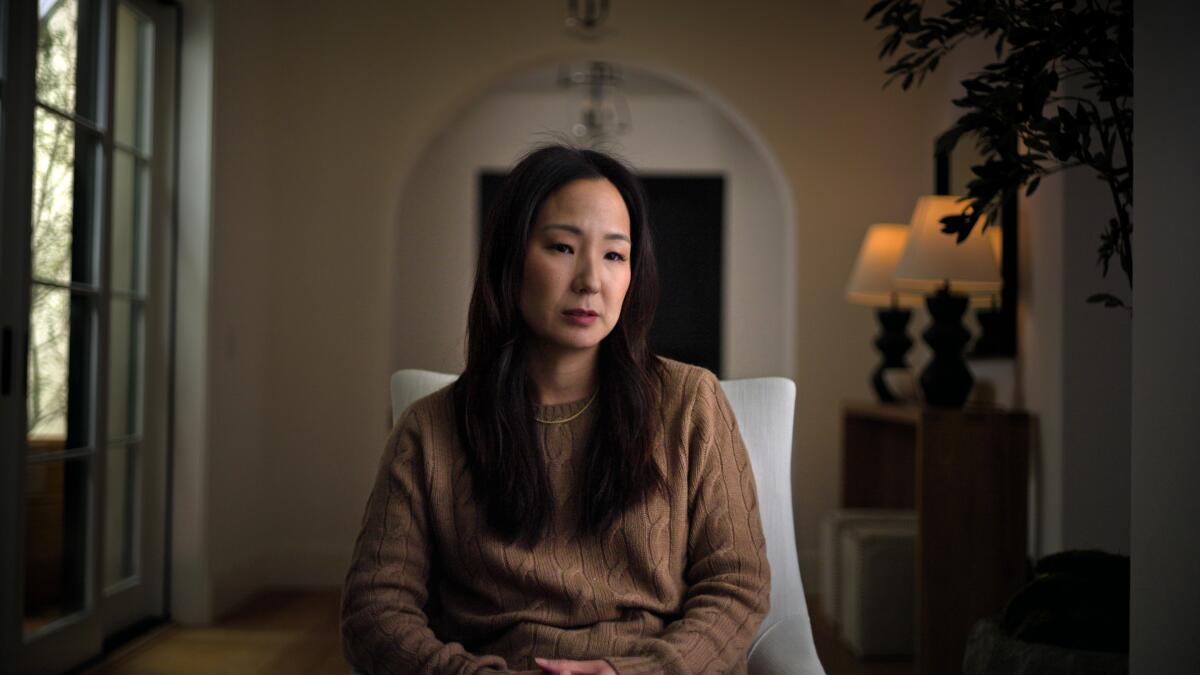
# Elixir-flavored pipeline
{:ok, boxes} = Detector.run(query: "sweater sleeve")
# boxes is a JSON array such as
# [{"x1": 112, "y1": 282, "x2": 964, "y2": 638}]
[
  {"x1": 605, "y1": 371, "x2": 772, "y2": 675},
  {"x1": 340, "y1": 402, "x2": 515, "y2": 675}
]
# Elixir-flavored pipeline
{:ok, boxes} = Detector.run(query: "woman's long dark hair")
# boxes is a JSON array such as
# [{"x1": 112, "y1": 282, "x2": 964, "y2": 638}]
[{"x1": 452, "y1": 144, "x2": 667, "y2": 548}]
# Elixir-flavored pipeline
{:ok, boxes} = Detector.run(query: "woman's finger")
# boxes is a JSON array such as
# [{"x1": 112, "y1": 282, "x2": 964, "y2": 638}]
[{"x1": 535, "y1": 656, "x2": 581, "y2": 673}]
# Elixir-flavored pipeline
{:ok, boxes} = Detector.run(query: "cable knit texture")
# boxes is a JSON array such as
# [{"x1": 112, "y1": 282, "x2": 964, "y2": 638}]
[{"x1": 341, "y1": 358, "x2": 770, "y2": 674}]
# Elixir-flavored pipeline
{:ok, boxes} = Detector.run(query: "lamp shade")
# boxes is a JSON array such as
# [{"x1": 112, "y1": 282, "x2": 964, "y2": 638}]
[
  {"x1": 894, "y1": 195, "x2": 1002, "y2": 294},
  {"x1": 969, "y1": 225, "x2": 1005, "y2": 308},
  {"x1": 845, "y1": 224, "x2": 923, "y2": 308}
]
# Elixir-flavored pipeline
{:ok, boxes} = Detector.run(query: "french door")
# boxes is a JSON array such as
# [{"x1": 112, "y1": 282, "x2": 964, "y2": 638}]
[{"x1": 0, "y1": 0, "x2": 177, "y2": 672}]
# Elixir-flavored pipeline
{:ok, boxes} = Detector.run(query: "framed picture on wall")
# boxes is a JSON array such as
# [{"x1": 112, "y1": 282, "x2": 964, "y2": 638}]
[{"x1": 935, "y1": 133, "x2": 1018, "y2": 359}]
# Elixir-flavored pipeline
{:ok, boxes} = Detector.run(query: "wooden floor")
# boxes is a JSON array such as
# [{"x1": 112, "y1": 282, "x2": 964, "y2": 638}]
[
  {"x1": 809, "y1": 596, "x2": 916, "y2": 675},
  {"x1": 82, "y1": 590, "x2": 911, "y2": 675},
  {"x1": 82, "y1": 590, "x2": 346, "y2": 675}
]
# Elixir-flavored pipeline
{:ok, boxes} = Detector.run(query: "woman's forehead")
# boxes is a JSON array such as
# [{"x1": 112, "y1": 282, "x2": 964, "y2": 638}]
[{"x1": 535, "y1": 178, "x2": 630, "y2": 234}]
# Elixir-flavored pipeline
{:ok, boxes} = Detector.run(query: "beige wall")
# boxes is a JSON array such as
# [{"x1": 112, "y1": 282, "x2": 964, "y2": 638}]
[
  {"x1": 206, "y1": 0, "x2": 276, "y2": 617},
  {"x1": 183, "y1": 0, "x2": 991, "y2": 619}
]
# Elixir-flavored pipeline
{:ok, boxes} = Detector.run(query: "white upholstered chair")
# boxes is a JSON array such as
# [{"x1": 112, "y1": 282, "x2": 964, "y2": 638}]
[{"x1": 385, "y1": 369, "x2": 825, "y2": 675}]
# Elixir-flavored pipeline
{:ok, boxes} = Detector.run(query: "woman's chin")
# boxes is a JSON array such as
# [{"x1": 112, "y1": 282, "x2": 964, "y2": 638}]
[{"x1": 534, "y1": 334, "x2": 604, "y2": 354}]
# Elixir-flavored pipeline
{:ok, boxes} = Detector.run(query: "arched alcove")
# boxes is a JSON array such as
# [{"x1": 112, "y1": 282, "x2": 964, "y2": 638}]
[{"x1": 389, "y1": 60, "x2": 797, "y2": 381}]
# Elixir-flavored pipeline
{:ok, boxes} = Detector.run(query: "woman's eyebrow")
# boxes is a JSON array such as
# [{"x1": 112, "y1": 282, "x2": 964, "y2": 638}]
[
  {"x1": 539, "y1": 223, "x2": 581, "y2": 236},
  {"x1": 539, "y1": 223, "x2": 630, "y2": 243}
]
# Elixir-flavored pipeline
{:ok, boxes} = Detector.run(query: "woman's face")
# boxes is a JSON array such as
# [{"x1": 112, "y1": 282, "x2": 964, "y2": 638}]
[{"x1": 519, "y1": 178, "x2": 633, "y2": 357}]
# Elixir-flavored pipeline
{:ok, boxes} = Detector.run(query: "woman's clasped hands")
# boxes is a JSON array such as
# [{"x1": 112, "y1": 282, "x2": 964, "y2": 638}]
[{"x1": 534, "y1": 656, "x2": 617, "y2": 675}]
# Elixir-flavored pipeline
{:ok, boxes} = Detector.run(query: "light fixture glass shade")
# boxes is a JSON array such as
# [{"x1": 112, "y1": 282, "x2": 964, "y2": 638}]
[
  {"x1": 893, "y1": 195, "x2": 1002, "y2": 294},
  {"x1": 557, "y1": 62, "x2": 631, "y2": 139},
  {"x1": 845, "y1": 223, "x2": 923, "y2": 307}
]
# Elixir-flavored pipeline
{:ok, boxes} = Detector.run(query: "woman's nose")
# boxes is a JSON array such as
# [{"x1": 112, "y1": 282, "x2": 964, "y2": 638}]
[{"x1": 572, "y1": 258, "x2": 599, "y2": 294}]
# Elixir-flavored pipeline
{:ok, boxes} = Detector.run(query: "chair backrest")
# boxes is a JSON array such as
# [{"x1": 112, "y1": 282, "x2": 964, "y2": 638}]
[
  {"x1": 390, "y1": 369, "x2": 457, "y2": 425},
  {"x1": 717, "y1": 377, "x2": 815, "y2": 649},
  {"x1": 388, "y1": 369, "x2": 819, "y2": 666}
]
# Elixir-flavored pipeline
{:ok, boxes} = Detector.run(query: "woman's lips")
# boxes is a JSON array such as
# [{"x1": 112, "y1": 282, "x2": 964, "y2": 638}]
[{"x1": 563, "y1": 310, "x2": 598, "y2": 326}]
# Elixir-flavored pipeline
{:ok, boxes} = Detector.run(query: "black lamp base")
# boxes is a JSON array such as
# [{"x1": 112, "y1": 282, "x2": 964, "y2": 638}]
[
  {"x1": 970, "y1": 306, "x2": 1005, "y2": 357},
  {"x1": 871, "y1": 307, "x2": 914, "y2": 403},
  {"x1": 920, "y1": 287, "x2": 973, "y2": 407}
]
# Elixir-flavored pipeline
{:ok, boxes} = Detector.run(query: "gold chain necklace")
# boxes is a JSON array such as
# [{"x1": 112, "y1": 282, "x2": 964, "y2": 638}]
[{"x1": 534, "y1": 389, "x2": 599, "y2": 424}]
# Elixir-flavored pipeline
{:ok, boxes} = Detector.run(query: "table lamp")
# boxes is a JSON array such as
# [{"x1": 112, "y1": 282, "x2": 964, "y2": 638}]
[
  {"x1": 845, "y1": 223, "x2": 922, "y2": 402},
  {"x1": 893, "y1": 195, "x2": 1002, "y2": 407},
  {"x1": 970, "y1": 224, "x2": 1007, "y2": 356}
]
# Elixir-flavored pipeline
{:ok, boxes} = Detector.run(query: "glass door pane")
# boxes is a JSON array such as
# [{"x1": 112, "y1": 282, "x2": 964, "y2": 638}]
[
  {"x1": 26, "y1": 0, "x2": 99, "y2": 637},
  {"x1": 104, "y1": 295, "x2": 142, "y2": 590},
  {"x1": 35, "y1": 0, "x2": 78, "y2": 113},
  {"x1": 26, "y1": 287, "x2": 93, "y2": 453},
  {"x1": 17, "y1": 0, "x2": 105, "y2": 668},
  {"x1": 113, "y1": 2, "x2": 149, "y2": 152},
  {"x1": 97, "y1": 0, "x2": 173, "y2": 645},
  {"x1": 100, "y1": 0, "x2": 147, "y2": 597},
  {"x1": 110, "y1": 148, "x2": 144, "y2": 293},
  {"x1": 23, "y1": 456, "x2": 91, "y2": 635},
  {"x1": 103, "y1": 442, "x2": 138, "y2": 587},
  {"x1": 106, "y1": 297, "x2": 141, "y2": 439},
  {"x1": 30, "y1": 107, "x2": 78, "y2": 284}
]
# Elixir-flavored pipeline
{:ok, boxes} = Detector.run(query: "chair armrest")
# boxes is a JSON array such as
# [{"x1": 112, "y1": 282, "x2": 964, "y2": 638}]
[{"x1": 748, "y1": 615, "x2": 826, "y2": 675}]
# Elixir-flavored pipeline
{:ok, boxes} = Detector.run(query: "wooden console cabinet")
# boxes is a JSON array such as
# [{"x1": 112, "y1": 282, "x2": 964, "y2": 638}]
[{"x1": 842, "y1": 401, "x2": 1031, "y2": 675}]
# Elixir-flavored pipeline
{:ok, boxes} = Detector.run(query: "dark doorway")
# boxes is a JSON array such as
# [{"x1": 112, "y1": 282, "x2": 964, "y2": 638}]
[{"x1": 479, "y1": 172, "x2": 725, "y2": 376}]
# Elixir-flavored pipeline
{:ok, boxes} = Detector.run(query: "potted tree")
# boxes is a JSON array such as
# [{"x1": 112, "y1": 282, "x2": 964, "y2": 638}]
[{"x1": 867, "y1": 0, "x2": 1132, "y2": 307}]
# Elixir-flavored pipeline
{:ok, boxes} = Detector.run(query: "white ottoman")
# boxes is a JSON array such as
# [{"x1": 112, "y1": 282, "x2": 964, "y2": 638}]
[
  {"x1": 818, "y1": 509, "x2": 917, "y2": 626},
  {"x1": 839, "y1": 524, "x2": 917, "y2": 658}
]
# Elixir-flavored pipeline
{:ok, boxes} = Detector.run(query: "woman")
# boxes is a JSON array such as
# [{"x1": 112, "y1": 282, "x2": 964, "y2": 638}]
[{"x1": 341, "y1": 145, "x2": 770, "y2": 674}]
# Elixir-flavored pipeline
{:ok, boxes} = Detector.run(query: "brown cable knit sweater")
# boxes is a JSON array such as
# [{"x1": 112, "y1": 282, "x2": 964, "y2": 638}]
[{"x1": 341, "y1": 358, "x2": 770, "y2": 674}]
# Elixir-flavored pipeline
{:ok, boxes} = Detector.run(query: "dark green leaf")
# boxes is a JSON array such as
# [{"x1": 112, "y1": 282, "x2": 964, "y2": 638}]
[
  {"x1": 936, "y1": 127, "x2": 965, "y2": 155},
  {"x1": 1086, "y1": 293, "x2": 1126, "y2": 308},
  {"x1": 865, "y1": 0, "x2": 893, "y2": 21}
]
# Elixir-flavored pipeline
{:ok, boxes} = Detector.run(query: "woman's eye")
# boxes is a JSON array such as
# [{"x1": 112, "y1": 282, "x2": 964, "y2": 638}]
[
  {"x1": 605, "y1": 252, "x2": 628, "y2": 262},
  {"x1": 549, "y1": 243, "x2": 573, "y2": 254}
]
